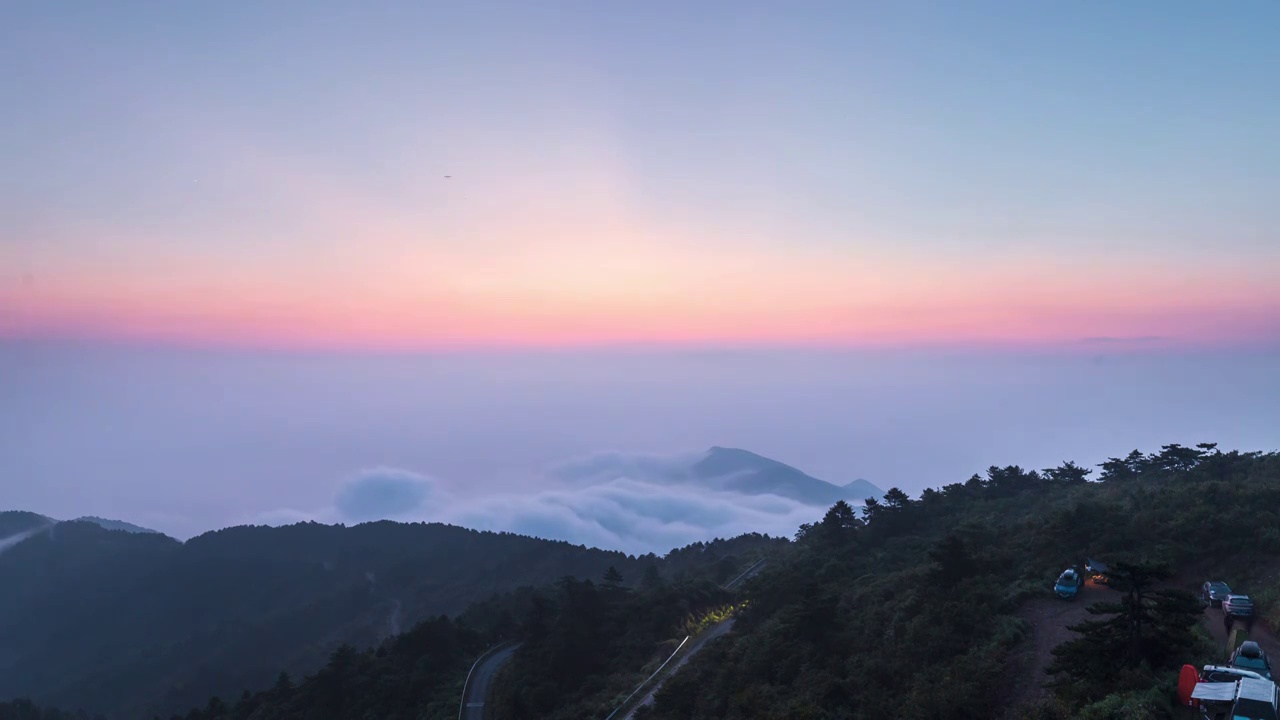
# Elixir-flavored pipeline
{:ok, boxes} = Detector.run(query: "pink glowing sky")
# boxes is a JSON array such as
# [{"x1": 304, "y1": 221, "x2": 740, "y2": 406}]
[
  {"x1": 5, "y1": 251, "x2": 1278, "y2": 350},
  {"x1": 4, "y1": 2, "x2": 1278, "y2": 351}
]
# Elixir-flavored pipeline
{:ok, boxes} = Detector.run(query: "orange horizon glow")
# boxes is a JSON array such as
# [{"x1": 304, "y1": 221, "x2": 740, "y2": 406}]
[
  {"x1": 5, "y1": 267, "x2": 1277, "y2": 352},
  {"x1": 5, "y1": 119, "x2": 1277, "y2": 353}
]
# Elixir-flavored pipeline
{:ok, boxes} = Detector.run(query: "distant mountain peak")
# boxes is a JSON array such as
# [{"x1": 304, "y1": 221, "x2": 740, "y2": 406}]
[
  {"x1": 707, "y1": 446, "x2": 758, "y2": 455},
  {"x1": 842, "y1": 478, "x2": 884, "y2": 502},
  {"x1": 692, "y1": 447, "x2": 881, "y2": 506},
  {"x1": 697, "y1": 446, "x2": 792, "y2": 473}
]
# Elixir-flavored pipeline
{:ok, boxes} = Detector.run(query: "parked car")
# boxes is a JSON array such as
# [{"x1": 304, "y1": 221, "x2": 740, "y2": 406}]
[
  {"x1": 1202, "y1": 581, "x2": 1232, "y2": 607},
  {"x1": 1201, "y1": 664, "x2": 1266, "y2": 683},
  {"x1": 1182, "y1": 664, "x2": 1272, "y2": 718},
  {"x1": 1230, "y1": 677, "x2": 1280, "y2": 720},
  {"x1": 1192, "y1": 675, "x2": 1280, "y2": 720},
  {"x1": 1230, "y1": 641, "x2": 1273, "y2": 680},
  {"x1": 1225, "y1": 594, "x2": 1255, "y2": 619},
  {"x1": 1054, "y1": 567, "x2": 1083, "y2": 599}
]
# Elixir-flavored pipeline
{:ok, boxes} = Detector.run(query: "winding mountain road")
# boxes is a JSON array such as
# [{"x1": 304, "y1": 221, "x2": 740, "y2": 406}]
[
  {"x1": 459, "y1": 643, "x2": 519, "y2": 720},
  {"x1": 458, "y1": 558, "x2": 768, "y2": 720},
  {"x1": 620, "y1": 618, "x2": 735, "y2": 719},
  {"x1": 723, "y1": 558, "x2": 766, "y2": 590},
  {"x1": 611, "y1": 558, "x2": 767, "y2": 719}
]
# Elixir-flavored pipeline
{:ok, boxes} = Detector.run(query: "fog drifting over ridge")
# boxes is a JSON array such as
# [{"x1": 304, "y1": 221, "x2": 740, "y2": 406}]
[
  {"x1": 259, "y1": 454, "x2": 827, "y2": 555},
  {"x1": 3, "y1": 341, "x2": 1279, "y2": 548}
]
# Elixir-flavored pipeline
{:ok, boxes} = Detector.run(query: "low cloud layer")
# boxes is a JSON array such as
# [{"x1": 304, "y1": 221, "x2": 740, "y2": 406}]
[
  {"x1": 547, "y1": 450, "x2": 699, "y2": 487},
  {"x1": 452, "y1": 476, "x2": 818, "y2": 554},
  {"x1": 262, "y1": 453, "x2": 824, "y2": 555},
  {"x1": 12, "y1": 346, "x2": 1280, "y2": 544},
  {"x1": 333, "y1": 467, "x2": 440, "y2": 523}
]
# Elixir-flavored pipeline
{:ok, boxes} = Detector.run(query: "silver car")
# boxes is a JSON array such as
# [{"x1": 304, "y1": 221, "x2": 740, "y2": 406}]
[{"x1": 1224, "y1": 594, "x2": 1255, "y2": 619}]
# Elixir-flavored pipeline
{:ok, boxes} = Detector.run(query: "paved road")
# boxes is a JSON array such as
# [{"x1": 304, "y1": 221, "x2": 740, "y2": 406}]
[
  {"x1": 459, "y1": 559, "x2": 766, "y2": 720},
  {"x1": 460, "y1": 643, "x2": 518, "y2": 720},
  {"x1": 613, "y1": 559, "x2": 764, "y2": 719},
  {"x1": 723, "y1": 558, "x2": 766, "y2": 590},
  {"x1": 621, "y1": 619, "x2": 735, "y2": 719}
]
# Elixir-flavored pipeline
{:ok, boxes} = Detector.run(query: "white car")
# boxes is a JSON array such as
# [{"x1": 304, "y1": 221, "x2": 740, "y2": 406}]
[{"x1": 1224, "y1": 594, "x2": 1255, "y2": 619}]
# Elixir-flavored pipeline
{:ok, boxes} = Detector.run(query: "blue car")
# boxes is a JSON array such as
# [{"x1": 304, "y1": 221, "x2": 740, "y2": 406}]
[
  {"x1": 1202, "y1": 581, "x2": 1232, "y2": 607},
  {"x1": 1055, "y1": 568, "x2": 1082, "y2": 599},
  {"x1": 1230, "y1": 641, "x2": 1273, "y2": 680}
]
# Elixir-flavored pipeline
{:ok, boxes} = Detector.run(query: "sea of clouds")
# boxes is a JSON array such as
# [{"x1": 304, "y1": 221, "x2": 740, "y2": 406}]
[
  {"x1": 14, "y1": 345, "x2": 1278, "y2": 550},
  {"x1": 256, "y1": 452, "x2": 825, "y2": 556}
]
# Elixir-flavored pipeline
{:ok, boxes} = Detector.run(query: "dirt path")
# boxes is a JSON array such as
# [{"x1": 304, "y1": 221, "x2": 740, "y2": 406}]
[
  {"x1": 1009, "y1": 574, "x2": 1280, "y2": 712},
  {"x1": 1167, "y1": 565, "x2": 1280, "y2": 664},
  {"x1": 1200, "y1": 604, "x2": 1280, "y2": 664},
  {"x1": 1007, "y1": 579, "x2": 1110, "y2": 707}
]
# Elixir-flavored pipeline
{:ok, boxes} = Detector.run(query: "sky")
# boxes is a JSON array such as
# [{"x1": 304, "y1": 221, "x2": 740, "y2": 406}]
[
  {"x1": 2, "y1": 2, "x2": 1279, "y2": 552},
  {"x1": 3, "y1": 0, "x2": 1278, "y2": 348}
]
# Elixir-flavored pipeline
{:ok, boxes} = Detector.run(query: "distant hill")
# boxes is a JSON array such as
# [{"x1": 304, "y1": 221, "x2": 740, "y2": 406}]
[
  {"x1": 843, "y1": 478, "x2": 883, "y2": 503},
  {"x1": 0, "y1": 511, "x2": 55, "y2": 555},
  {"x1": 0, "y1": 513, "x2": 782, "y2": 719},
  {"x1": 1, "y1": 514, "x2": 157, "y2": 555},
  {"x1": 71, "y1": 516, "x2": 159, "y2": 534},
  {"x1": 0, "y1": 511, "x2": 53, "y2": 538},
  {"x1": 690, "y1": 447, "x2": 883, "y2": 506}
]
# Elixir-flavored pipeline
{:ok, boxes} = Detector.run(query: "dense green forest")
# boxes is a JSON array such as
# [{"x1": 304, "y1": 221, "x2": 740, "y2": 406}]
[
  {"x1": 484, "y1": 569, "x2": 742, "y2": 718},
  {"x1": 0, "y1": 512, "x2": 53, "y2": 538},
  {"x1": 0, "y1": 516, "x2": 776, "y2": 719},
  {"x1": 160, "y1": 442, "x2": 1280, "y2": 720},
  {"x1": 34, "y1": 536, "x2": 774, "y2": 720},
  {"x1": 641, "y1": 444, "x2": 1279, "y2": 719},
  {"x1": 6, "y1": 443, "x2": 1280, "y2": 719}
]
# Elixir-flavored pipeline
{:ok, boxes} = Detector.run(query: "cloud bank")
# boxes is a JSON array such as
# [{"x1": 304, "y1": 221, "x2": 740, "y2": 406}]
[
  {"x1": 547, "y1": 450, "x2": 700, "y2": 487},
  {"x1": 333, "y1": 467, "x2": 440, "y2": 523},
  {"x1": 263, "y1": 453, "x2": 825, "y2": 555}
]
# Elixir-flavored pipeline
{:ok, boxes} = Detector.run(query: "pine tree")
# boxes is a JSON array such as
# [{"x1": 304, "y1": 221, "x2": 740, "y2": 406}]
[
  {"x1": 882, "y1": 487, "x2": 911, "y2": 509},
  {"x1": 1043, "y1": 461, "x2": 1092, "y2": 485},
  {"x1": 1047, "y1": 561, "x2": 1202, "y2": 692},
  {"x1": 861, "y1": 496, "x2": 884, "y2": 523},
  {"x1": 1155, "y1": 444, "x2": 1205, "y2": 473},
  {"x1": 640, "y1": 563, "x2": 662, "y2": 590},
  {"x1": 927, "y1": 534, "x2": 976, "y2": 590},
  {"x1": 601, "y1": 566, "x2": 624, "y2": 589},
  {"x1": 820, "y1": 500, "x2": 861, "y2": 532},
  {"x1": 271, "y1": 671, "x2": 293, "y2": 698},
  {"x1": 203, "y1": 697, "x2": 226, "y2": 717}
]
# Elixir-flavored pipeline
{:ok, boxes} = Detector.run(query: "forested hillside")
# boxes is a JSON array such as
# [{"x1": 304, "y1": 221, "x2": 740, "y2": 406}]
[
  {"x1": 160, "y1": 442, "x2": 1279, "y2": 720},
  {"x1": 0, "y1": 517, "x2": 779, "y2": 719},
  {"x1": 8, "y1": 443, "x2": 1279, "y2": 720},
  {"x1": 108, "y1": 536, "x2": 777, "y2": 720},
  {"x1": 0, "y1": 507, "x2": 53, "y2": 535},
  {"x1": 641, "y1": 444, "x2": 1280, "y2": 719}
]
